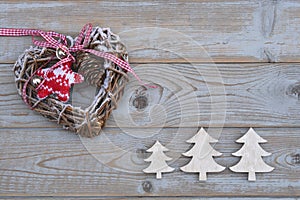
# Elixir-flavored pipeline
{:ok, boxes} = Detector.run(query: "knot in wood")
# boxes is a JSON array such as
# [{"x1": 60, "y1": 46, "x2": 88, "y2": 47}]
[
  {"x1": 287, "y1": 82, "x2": 300, "y2": 99},
  {"x1": 292, "y1": 153, "x2": 300, "y2": 164},
  {"x1": 132, "y1": 95, "x2": 148, "y2": 110},
  {"x1": 136, "y1": 148, "x2": 148, "y2": 159},
  {"x1": 142, "y1": 181, "x2": 153, "y2": 193}
]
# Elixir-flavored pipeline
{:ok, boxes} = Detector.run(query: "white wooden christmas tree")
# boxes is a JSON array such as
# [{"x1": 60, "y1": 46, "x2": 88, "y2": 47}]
[
  {"x1": 180, "y1": 128, "x2": 225, "y2": 181},
  {"x1": 143, "y1": 140, "x2": 175, "y2": 179},
  {"x1": 230, "y1": 128, "x2": 274, "y2": 181}
]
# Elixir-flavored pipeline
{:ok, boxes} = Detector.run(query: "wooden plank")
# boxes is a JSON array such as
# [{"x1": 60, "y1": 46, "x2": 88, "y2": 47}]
[
  {"x1": 0, "y1": 127, "x2": 299, "y2": 196},
  {"x1": 0, "y1": 198, "x2": 295, "y2": 200},
  {"x1": 1, "y1": 63, "x2": 300, "y2": 128},
  {"x1": 0, "y1": 0, "x2": 300, "y2": 63}
]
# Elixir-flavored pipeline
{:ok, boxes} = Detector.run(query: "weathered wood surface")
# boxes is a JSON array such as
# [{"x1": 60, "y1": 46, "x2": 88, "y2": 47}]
[
  {"x1": 0, "y1": 199, "x2": 297, "y2": 200},
  {"x1": 1, "y1": 199, "x2": 296, "y2": 200},
  {"x1": 2, "y1": 199, "x2": 296, "y2": 200},
  {"x1": 1, "y1": 0, "x2": 300, "y2": 198},
  {"x1": 1, "y1": 63, "x2": 300, "y2": 128},
  {"x1": 0, "y1": 128, "x2": 299, "y2": 196},
  {"x1": 1, "y1": 0, "x2": 300, "y2": 63}
]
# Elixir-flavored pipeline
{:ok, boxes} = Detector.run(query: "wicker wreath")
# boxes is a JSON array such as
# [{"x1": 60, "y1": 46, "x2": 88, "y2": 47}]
[{"x1": 13, "y1": 27, "x2": 128, "y2": 137}]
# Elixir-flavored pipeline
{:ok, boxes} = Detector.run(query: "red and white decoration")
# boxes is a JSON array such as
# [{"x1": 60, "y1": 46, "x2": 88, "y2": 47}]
[
  {"x1": 0, "y1": 24, "x2": 153, "y2": 106},
  {"x1": 35, "y1": 61, "x2": 84, "y2": 102}
]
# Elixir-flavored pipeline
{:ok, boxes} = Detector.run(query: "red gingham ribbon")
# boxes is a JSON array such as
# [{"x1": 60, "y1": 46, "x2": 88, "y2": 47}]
[{"x1": 0, "y1": 23, "x2": 155, "y2": 90}]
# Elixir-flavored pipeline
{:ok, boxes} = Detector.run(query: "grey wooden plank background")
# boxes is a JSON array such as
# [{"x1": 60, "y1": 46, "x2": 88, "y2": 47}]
[
  {"x1": 1, "y1": 0, "x2": 300, "y2": 63},
  {"x1": 0, "y1": 0, "x2": 299, "y2": 198},
  {"x1": 0, "y1": 128, "x2": 299, "y2": 196},
  {"x1": 1, "y1": 63, "x2": 300, "y2": 128}
]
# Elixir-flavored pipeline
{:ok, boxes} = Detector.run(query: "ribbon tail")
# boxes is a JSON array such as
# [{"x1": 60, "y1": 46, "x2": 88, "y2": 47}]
[
  {"x1": 0, "y1": 28, "x2": 39, "y2": 37},
  {"x1": 83, "y1": 49, "x2": 157, "y2": 88},
  {"x1": 130, "y1": 70, "x2": 157, "y2": 89}
]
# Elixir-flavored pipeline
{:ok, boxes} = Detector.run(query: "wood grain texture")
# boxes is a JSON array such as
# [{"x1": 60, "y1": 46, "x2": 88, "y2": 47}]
[
  {"x1": 1, "y1": 63, "x2": 300, "y2": 128},
  {"x1": 0, "y1": 198, "x2": 297, "y2": 200},
  {"x1": 0, "y1": 0, "x2": 300, "y2": 63},
  {"x1": 0, "y1": 127, "x2": 299, "y2": 196},
  {"x1": 1, "y1": 0, "x2": 300, "y2": 198}
]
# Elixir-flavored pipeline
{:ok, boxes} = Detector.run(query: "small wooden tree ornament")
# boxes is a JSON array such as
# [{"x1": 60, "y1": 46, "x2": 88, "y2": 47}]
[
  {"x1": 143, "y1": 141, "x2": 175, "y2": 179},
  {"x1": 180, "y1": 128, "x2": 225, "y2": 181},
  {"x1": 230, "y1": 128, "x2": 274, "y2": 181}
]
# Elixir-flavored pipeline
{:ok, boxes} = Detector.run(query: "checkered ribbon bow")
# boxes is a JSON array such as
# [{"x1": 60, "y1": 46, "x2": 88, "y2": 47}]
[
  {"x1": 0, "y1": 23, "x2": 152, "y2": 84},
  {"x1": 0, "y1": 24, "x2": 156, "y2": 107}
]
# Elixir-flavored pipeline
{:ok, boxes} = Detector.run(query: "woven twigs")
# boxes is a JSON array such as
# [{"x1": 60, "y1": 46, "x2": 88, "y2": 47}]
[{"x1": 13, "y1": 27, "x2": 128, "y2": 137}]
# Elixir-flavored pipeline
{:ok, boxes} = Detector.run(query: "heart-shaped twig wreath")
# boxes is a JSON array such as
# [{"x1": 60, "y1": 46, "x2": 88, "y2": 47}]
[{"x1": 1, "y1": 24, "x2": 152, "y2": 137}]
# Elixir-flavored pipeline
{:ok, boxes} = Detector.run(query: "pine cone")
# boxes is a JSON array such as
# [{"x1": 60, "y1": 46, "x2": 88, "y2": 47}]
[{"x1": 76, "y1": 51, "x2": 106, "y2": 87}]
